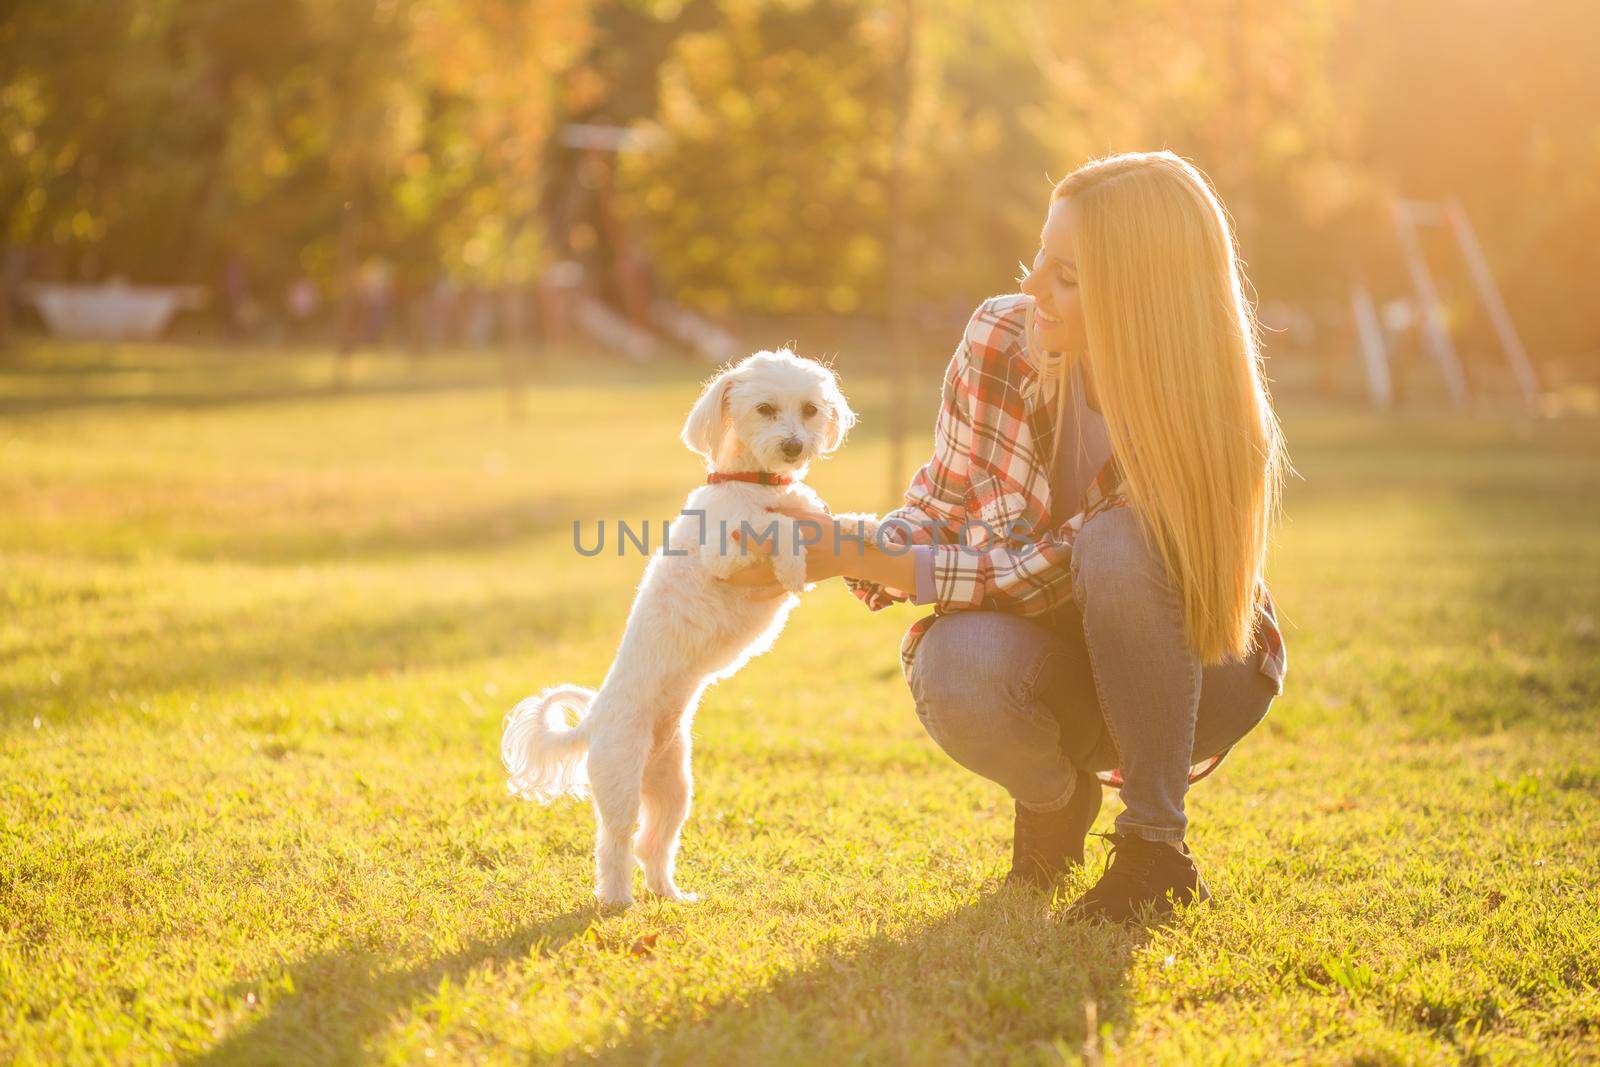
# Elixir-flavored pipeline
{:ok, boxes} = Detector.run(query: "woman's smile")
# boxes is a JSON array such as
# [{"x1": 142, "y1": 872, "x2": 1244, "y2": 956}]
[{"x1": 1019, "y1": 198, "x2": 1088, "y2": 352}]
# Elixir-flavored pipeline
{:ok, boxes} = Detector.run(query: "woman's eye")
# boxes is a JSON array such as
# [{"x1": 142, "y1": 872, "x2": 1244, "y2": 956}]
[
  {"x1": 801, "y1": 403, "x2": 817, "y2": 418},
  {"x1": 756, "y1": 404, "x2": 776, "y2": 417}
]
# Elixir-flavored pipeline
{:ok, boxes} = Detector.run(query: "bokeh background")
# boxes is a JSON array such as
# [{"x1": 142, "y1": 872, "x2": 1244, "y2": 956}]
[
  {"x1": 6, "y1": 4, "x2": 1600, "y2": 1063},
  {"x1": 4, "y1": 0, "x2": 1599, "y2": 408}
]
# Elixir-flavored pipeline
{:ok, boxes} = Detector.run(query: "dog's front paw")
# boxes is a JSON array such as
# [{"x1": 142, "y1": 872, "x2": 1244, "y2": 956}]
[
  {"x1": 699, "y1": 542, "x2": 744, "y2": 580},
  {"x1": 831, "y1": 510, "x2": 882, "y2": 536},
  {"x1": 830, "y1": 511, "x2": 883, "y2": 553},
  {"x1": 771, "y1": 551, "x2": 808, "y2": 593}
]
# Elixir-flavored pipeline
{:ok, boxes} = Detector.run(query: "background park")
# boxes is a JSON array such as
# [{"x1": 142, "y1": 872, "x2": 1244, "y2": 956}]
[{"x1": 2, "y1": 1, "x2": 1598, "y2": 1063}]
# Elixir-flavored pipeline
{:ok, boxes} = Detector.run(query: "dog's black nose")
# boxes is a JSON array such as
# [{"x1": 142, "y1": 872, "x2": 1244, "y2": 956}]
[{"x1": 781, "y1": 439, "x2": 803, "y2": 460}]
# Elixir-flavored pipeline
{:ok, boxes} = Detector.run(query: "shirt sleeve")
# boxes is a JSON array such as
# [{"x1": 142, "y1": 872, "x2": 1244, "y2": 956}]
[
  {"x1": 846, "y1": 310, "x2": 981, "y2": 612},
  {"x1": 922, "y1": 502, "x2": 1119, "y2": 618},
  {"x1": 911, "y1": 545, "x2": 938, "y2": 606},
  {"x1": 841, "y1": 516, "x2": 902, "y2": 608}
]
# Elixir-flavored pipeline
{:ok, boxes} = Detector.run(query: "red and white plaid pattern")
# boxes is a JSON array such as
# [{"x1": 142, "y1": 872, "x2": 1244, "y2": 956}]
[{"x1": 847, "y1": 294, "x2": 1287, "y2": 786}]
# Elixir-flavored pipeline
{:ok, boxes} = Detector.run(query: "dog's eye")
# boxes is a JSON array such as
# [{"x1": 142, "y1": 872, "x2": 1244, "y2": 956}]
[
  {"x1": 801, "y1": 402, "x2": 818, "y2": 418},
  {"x1": 756, "y1": 403, "x2": 777, "y2": 417}
]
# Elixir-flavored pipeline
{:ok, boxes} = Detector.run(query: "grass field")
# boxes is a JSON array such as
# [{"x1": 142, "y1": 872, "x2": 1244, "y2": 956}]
[{"x1": 2, "y1": 340, "x2": 1598, "y2": 1065}]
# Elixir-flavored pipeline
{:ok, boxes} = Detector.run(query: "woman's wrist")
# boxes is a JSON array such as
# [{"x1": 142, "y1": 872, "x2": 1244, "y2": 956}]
[
  {"x1": 810, "y1": 542, "x2": 844, "y2": 583},
  {"x1": 836, "y1": 540, "x2": 919, "y2": 593}
]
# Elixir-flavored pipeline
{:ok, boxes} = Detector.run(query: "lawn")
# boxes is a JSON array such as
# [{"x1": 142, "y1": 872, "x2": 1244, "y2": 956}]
[{"x1": 2, "y1": 340, "x2": 1598, "y2": 1065}]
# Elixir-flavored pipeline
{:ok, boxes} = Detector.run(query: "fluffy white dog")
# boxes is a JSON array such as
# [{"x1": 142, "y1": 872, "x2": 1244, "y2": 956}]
[{"x1": 502, "y1": 350, "x2": 871, "y2": 906}]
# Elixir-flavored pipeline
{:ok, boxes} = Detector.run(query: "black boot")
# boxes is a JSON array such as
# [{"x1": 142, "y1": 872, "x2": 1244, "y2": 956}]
[
  {"x1": 1004, "y1": 773, "x2": 1103, "y2": 890},
  {"x1": 1066, "y1": 832, "x2": 1210, "y2": 923}
]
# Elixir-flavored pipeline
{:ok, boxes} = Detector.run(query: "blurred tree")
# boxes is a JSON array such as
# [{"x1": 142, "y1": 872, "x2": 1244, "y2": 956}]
[
  {"x1": 1339, "y1": 0, "x2": 1600, "y2": 368},
  {"x1": 619, "y1": 0, "x2": 1364, "y2": 325},
  {"x1": 2, "y1": 0, "x2": 591, "y2": 334},
  {"x1": 401, "y1": 0, "x2": 594, "y2": 289},
  {"x1": 617, "y1": 0, "x2": 1078, "y2": 320},
  {"x1": 895, "y1": 1, "x2": 1064, "y2": 311},
  {"x1": 3, "y1": 0, "x2": 1596, "y2": 372},
  {"x1": 617, "y1": 0, "x2": 897, "y2": 316},
  {"x1": 1022, "y1": 0, "x2": 1367, "y2": 302},
  {"x1": 2, "y1": 2, "x2": 221, "y2": 284}
]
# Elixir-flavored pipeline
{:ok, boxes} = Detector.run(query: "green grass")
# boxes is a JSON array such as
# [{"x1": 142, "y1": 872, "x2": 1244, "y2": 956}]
[{"x1": 2, "y1": 340, "x2": 1598, "y2": 1065}]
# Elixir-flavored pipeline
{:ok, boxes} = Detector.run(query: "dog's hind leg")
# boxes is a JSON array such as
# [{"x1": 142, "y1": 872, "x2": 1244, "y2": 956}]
[
  {"x1": 636, "y1": 727, "x2": 695, "y2": 902},
  {"x1": 587, "y1": 729, "x2": 650, "y2": 907}
]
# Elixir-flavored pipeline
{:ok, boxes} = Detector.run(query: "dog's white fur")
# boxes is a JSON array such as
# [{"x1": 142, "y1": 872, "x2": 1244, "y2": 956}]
[{"x1": 502, "y1": 350, "x2": 874, "y2": 906}]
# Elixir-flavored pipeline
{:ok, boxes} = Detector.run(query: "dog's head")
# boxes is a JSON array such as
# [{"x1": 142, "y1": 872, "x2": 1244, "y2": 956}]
[{"x1": 681, "y1": 349, "x2": 856, "y2": 474}]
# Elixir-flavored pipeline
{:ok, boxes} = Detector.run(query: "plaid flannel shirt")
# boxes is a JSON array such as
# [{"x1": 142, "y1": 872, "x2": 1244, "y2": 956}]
[{"x1": 847, "y1": 294, "x2": 1287, "y2": 786}]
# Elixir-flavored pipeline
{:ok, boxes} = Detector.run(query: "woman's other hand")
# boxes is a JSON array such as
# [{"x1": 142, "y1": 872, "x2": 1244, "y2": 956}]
[{"x1": 714, "y1": 504, "x2": 845, "y2": 599}]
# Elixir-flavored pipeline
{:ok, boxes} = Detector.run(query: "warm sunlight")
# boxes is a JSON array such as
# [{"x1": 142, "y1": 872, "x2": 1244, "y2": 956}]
[{"x1": 4, "y1": 2, "x2": 1597, "y2": 1064}]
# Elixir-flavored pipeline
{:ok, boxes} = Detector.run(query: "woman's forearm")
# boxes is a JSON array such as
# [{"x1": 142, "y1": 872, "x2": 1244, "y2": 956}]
[{"x1": 834, "y1": 540, "x2": 919, "y2": 593}]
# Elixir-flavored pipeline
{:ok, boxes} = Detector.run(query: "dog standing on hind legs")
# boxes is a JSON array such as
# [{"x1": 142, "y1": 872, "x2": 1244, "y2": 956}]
[{"x1": 502, "y1": 350, "x2": 876, "y2": 907}]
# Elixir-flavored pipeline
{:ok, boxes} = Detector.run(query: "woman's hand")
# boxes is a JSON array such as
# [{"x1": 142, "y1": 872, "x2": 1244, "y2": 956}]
[{"x1": 715, "y1": 504, "x2": 843, "y2": 600}]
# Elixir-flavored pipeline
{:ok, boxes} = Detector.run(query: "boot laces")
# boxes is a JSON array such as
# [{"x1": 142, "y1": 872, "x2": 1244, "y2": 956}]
[{"x1": 1089, "y1": 831, "x2": 1159, "y2": 895}]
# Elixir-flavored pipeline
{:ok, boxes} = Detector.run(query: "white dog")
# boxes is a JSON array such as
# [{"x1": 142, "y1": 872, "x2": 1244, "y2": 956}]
[{"x1": 502, "y1": 350, "x2": 870, "y2": 906}]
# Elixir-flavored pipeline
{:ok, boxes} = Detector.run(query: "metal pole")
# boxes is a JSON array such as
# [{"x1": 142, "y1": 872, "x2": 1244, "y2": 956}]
[
  {"x1": 1445, "y1": 198, "x2": 1540, "y2": 413},
  {"x1": 886, "y1": 0, "x2": 915, "y2": 508},
  {"x1": 1391, "y1": 198, "x2": 1470, "y2": 408},
  {"x1": 1350, "y1": 281, "x2": 1393, "y2": 411}
]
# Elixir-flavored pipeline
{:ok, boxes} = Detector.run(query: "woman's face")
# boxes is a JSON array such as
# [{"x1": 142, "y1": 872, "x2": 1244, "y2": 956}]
[{"x1": 1019, "y1": 197, "x2": 1087, "y2": 354}]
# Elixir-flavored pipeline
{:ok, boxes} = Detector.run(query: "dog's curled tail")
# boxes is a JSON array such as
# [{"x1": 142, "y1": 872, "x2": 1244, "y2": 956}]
[{"x1": 502, "y1": 684, "x2": 596, "y2": 803}]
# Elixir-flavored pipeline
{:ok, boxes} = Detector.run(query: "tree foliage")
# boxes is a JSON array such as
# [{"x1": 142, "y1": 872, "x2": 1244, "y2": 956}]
[{"x1": 3, "y1": 0, "x2": 1596, "y2": 358}]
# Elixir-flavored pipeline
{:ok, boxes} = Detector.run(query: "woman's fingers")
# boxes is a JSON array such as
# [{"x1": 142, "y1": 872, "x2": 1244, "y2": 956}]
[
  {"x1": 717, "y1": 561, "x2": 775, "y2": 585},
  {"x1": 711, "y1": 547, "x2": 798, "y2": 600},
  {"x1": 729, "y1": 526, "x2": 780, "y2": 555},
  {"x1": 766, "y1": 503, "x2": 832, "y2": 522},
  {"x1": 714, "y1": 559, "x2": 791, "y2": 602},
  {"x1": 714, "y1": 567, "x2": 790, "y2": 599}
]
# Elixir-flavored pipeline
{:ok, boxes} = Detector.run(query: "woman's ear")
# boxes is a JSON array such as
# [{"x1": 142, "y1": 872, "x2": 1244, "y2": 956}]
[
  {"x1": 681, "y1": 366, "x2": 735, "y2": 461},
  {"x1": 819, "y1": 368, "x2": 857, "y2": 454}
]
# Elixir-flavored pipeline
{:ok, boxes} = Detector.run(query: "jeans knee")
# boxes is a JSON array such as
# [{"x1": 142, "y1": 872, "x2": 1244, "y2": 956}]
[
  {"x1": 910, "y1": 633, "x2": 984, "y2": 746},
  {"x1": 1072, "y1": 507, "x2": 1177, "y2": 625},
  {"x1": 909, "y1": 614, "x2": 1048, "y2": 749}
]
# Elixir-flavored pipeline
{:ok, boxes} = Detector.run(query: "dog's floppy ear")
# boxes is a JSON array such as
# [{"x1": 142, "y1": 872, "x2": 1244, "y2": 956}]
[
  {"x1": 817, "y1": 364, "x2": 857, "y2": 454},
  {"x1": 682, "y1": 364, "x2": 737, "y2": 461}
]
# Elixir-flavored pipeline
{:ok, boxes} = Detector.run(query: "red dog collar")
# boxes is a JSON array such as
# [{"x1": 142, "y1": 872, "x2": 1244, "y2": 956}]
[{"x1": 707, "y1": 471, "x2": 794, "y2": 487}]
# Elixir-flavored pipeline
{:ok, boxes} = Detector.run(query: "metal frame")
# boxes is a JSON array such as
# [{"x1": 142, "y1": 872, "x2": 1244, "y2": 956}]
[{"x1": 1379, "y1": 197, "x2": 1540, "y2": 412}]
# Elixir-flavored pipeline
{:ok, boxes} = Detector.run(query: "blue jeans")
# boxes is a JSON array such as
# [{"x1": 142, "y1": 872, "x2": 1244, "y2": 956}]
[{"x1": 907, "y1": 507, "x2": 1277, "y2": 843}]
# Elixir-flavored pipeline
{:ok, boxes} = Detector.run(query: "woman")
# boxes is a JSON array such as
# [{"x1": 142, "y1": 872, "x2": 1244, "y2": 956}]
[{"x1": 728, "y1": 151, "x2": 1288, "y2": 923}]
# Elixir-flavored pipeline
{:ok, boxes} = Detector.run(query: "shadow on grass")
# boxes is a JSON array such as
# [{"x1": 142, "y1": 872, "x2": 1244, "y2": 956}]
[
  {"x1": 588, "y1": 891, "x2": 1150, "y2": 1064},
  {"x1": 166, "y1": 490, "x2": 688, "y2": 567},
  {"x1": 187, "y1": 890, "x2": 1148, "y2": 1064},
  {"x1": 0, "y1": 343, "x2": 611, "y2": 419},
  {"x1": 0, "y1": 372, "x2": 526, "y2": 418},
  {"x1": 1, "y1": 587, "x2": 605, "y2": 727},
  {"x1": 0, "y1": 341, "x2": 827, "y2": 419},
  {"x1": 187, "y1": 906, "x2": 599, "y2": 1067}
]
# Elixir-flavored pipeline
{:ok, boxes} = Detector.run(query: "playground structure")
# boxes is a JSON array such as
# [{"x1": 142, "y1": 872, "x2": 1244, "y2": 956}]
[
  {"x1": 543, "y1": 123, "x2": 738, "y2": 365},
  {"x1": 1350, "y1": 197, "x2": 1539, "y2": 412},
  {"x1": 23, "y1": 281, "x2": 207, "y2": 342},
  {"x1": 11, "y1": 121, "x2": 736, "y2": 362}
]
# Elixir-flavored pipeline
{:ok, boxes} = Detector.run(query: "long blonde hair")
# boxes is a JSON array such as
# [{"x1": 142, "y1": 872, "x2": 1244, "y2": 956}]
[{"x1": 1052, "y1": 151, "x2": 1287, "y2": 664}]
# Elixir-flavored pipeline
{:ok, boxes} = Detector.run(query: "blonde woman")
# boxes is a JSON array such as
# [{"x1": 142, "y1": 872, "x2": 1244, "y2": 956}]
[{"x1": 728, "y1": 151, "x2": 1288, "y2": 922}]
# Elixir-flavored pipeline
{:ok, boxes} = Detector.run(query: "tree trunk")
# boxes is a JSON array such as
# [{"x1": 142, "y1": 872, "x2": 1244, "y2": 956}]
[{"x1": 886, "y1": 0, "x2": 916, "y2": 508}]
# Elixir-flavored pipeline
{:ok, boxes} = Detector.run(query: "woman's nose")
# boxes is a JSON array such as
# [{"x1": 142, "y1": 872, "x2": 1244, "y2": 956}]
[{"x1": 1018, "y1": 268, "x2": 1038, "y2": 298}]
